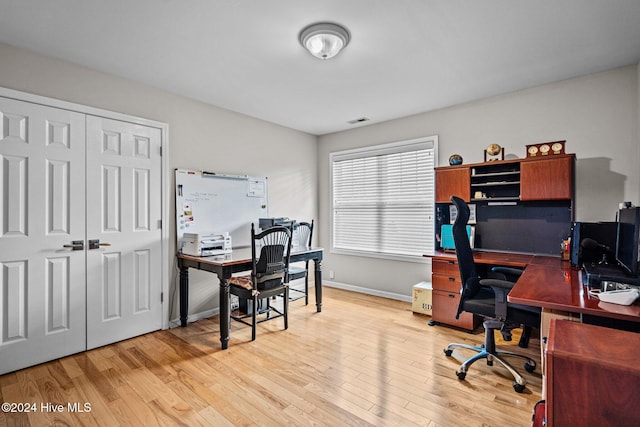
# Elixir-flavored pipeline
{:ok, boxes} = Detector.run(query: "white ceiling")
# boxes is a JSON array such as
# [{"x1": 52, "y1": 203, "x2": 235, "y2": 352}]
[{"x1": 1, "y1": 0, "x2": 640, "y2": 135}]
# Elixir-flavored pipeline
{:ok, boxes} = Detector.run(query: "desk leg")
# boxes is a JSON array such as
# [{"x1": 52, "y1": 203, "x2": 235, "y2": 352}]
[
  {"x1": 179, "y1": 266, "x2": 189, "y2": 327},
  {"x1": 314, "y1": 258, "x2": 322, "y2": 313},
  {"x1": 219, "y1": 277, "x2": 230, "y2": 349}
]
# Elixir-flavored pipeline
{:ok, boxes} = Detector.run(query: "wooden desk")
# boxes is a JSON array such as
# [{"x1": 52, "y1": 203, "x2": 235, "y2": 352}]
[
  {"x1": 427, "y1": 251, "x2": 536, "y2": 330},
  {"x1": 177, "y1": 247, "x2": 323, "y2": 349},
  {"x1": 429, "y1": 250, "x2": 640, "y2": 323},
  {"x1": 509, "y1": 261, "x2": 640, "y2": 324}
]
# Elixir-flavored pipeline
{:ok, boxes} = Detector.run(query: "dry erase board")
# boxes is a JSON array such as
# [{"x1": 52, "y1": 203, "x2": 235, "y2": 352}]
[{"x1": 175, "y1": 169, "x2": 268, "y2": 249}]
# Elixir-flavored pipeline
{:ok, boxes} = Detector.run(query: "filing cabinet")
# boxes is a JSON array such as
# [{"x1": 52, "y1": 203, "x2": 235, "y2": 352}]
[
  {"x1": 545, "y1": 319, "x2": 640, "y2": 426},
  {"x1": 430, "y1": 257, "x2": 480, "y2": 331}
]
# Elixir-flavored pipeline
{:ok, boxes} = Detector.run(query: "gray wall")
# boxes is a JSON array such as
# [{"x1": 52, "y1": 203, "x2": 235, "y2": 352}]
[
  {"x1": 318, "y1": 65, "x2": 640, "y2": 299},
  {"x1": 0, "y1": 42, "x2": 318, "y2": 322},
  {"x1": 2, "y1": 41, "x2": 638, "y2": 309}
]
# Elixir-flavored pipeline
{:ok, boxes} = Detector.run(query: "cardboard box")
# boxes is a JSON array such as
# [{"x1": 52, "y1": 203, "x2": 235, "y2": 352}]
[{"x1": 412, "y1": 281, "x2": 432, "y2": 315}]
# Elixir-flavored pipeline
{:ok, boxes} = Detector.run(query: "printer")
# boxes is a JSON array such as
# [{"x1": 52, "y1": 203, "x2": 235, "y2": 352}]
[
  {"x1": 181, "y1": 232, "x2": 232, "y2": 256},
  {"x1": 259, "y1": 217, "x2": 296, "y2": 230}
]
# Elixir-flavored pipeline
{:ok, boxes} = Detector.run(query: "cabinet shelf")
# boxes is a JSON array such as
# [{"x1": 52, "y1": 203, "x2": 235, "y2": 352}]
[
  {"x1": 472, "y1": 181, "x2": 520, "y2": 187},
  {"x1": 471, "y1": 171, "x2": 520, "y2": 179},
  {"x1": 471, "y1": 197, "x2": 520, "y2": 202}
]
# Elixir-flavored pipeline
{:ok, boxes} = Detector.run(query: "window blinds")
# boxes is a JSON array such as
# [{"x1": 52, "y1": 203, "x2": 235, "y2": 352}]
[{"x1": 330, "y1": 136, "x2": 437, "y2": 259}]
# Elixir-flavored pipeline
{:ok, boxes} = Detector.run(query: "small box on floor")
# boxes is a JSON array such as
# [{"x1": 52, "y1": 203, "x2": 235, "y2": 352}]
[{"x1": 412, "y1": 282, "x2": 432, "y2": 315}]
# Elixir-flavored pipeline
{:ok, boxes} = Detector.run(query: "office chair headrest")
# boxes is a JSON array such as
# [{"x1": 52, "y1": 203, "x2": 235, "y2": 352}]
[{"x1": 451, "y1": 196, "x2": 470, "y2": 226}]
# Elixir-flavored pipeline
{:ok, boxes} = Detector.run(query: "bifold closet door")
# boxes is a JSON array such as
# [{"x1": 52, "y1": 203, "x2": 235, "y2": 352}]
[
  {"x1": 0, "y1": 97, "x2": 86, "y2": 374},
  {"x1": 85, "y1": 116, "x2": 163, "y2": 350},
  {"x1": 0, "y1": 96, "x2": 164, "y2": 374}
]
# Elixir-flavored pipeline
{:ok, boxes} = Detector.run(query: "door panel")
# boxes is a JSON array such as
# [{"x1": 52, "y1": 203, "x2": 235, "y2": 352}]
[
  {"x1": 0, "y1": 97, "x2": 86, "y2": 374},
  {"x1": 85, "y1": 116, "x2": 162, "y2": 349}
]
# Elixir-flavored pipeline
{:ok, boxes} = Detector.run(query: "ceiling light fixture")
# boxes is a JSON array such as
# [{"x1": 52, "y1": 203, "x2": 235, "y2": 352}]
[{"x1": 299, "y1": 22, "x2": 350, "y2": 60}]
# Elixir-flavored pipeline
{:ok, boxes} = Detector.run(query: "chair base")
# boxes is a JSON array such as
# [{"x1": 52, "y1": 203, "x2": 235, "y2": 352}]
[
  {"x1": 230, "y1": 287, "x2": 289, "y2": 341},
  {"x1": 287, "y1": 270, "x2": 309, "y2": 305},
  {"x1": 288, "y1": 285, "x2": 308, "y2": 305},
  {"x1": 231, "y1": 306, "x2": 286, "y2": 327},
  {"x1": 444, "y1": 319, "x2": 537, "y2": 393}
]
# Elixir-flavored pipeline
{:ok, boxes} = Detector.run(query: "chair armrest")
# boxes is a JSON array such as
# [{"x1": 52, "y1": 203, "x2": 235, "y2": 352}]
[
  {"x1": 480, "y1": 278, "x2": 515, "y2": 290},
  {"x1": 490, "y1": 266, "x2": 524, "y2": 282},
  {"x1": 480, "y1": 278, "x2": 515, "y2": 320}
]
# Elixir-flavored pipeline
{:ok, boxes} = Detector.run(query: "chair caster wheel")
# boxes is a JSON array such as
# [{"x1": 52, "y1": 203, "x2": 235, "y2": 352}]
[
  {"x1": 456, "y1": 370, "x2": 466, "y2": 380},
  {"x1": 513, "y1": 382, "x2": 525, "y2": 393},
  {"x1": 524, "y1": 362, "x2": 536, "y2": 373},
  {"x1": 444, "y1": 349, "x2": 453, "y2": 357}
]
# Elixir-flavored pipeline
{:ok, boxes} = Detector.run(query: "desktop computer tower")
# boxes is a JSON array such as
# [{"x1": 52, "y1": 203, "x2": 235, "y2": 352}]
[{"x1": 569, "y1": 221, "x2": 617, "y2": 267}]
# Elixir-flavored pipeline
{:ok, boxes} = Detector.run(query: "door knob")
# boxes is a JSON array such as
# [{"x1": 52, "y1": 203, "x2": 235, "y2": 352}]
[
  {"x1": 63, "y1": 240, "x2": 84, "y2": 250},
  {"x1": 89, "y1": 239, "x2": 112, "y2": 250}
]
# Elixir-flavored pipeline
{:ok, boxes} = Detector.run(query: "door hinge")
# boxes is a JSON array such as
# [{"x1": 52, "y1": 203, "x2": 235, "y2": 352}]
[{"x1": 161, "y1": 292, "x2": 164, "y2": 303}]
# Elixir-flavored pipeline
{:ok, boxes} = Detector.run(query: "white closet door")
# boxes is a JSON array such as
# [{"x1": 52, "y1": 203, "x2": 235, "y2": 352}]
[
  {"x1": 85, "y1": 116, "x2": 162, "y2": 349},
  {"x1": 0, "y1": 97, "x2": 86, "y2": 374}
]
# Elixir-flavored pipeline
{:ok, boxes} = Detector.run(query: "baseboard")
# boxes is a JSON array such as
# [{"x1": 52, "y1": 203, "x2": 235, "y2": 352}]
[
  {"x1": 323, "y1": 280, "x2": 412, "y2": 303},
  {"x1": 169, "y1": 307, "x2": 220, "y2": 328},
  {"x1": 170, "y1": 281, "x2": 412, "y2": 327}
]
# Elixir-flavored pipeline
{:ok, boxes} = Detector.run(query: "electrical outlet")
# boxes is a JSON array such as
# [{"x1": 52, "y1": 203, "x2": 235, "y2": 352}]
[{"x1": 329, "y1": 270, "x2": 335, "y2": 279}]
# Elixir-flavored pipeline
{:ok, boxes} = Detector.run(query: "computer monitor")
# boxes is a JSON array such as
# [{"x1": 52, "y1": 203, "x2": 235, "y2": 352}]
[{"x1": 615, "y1": 207, "x2": 640, "y2": 276}]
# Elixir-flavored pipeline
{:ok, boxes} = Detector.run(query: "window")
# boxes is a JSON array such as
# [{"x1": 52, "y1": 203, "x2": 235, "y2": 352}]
[{"x1": 330, "y1": 136, "x2": 438, "y2": 260}]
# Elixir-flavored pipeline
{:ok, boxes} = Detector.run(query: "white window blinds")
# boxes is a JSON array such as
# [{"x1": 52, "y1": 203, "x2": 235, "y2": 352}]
[{"x1": 330, "y1": 136, "x2": 437, "y2": 259}]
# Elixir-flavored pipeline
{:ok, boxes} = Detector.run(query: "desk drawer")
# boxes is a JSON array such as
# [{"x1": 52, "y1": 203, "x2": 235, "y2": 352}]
[
  {"x1": 432, "y1": 290, "x2": 478, "y2": 331},
  {"x1": 432, "y1": 258, "x2": 459, "y2": 276},
  {"x1": 432, "y1": 273, "x2": 462, "y2": 293}
]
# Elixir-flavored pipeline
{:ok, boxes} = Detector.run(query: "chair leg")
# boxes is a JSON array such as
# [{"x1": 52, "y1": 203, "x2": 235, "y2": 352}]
[
  {"x1": 519, "y1": 325, "x2": 532, "y2": 348},
  {"x1": 304, "y1": 273, "x2": 309, "y2": 306},
  {"x1": 251, "y1": 295, "x2": 257, "y2": 341},
  {"x1": 265, "y1": 297, "x2": 271, "y2": 319},
  {"x1": 284, "y1": 287, "x2": 289, "y2": 330}
]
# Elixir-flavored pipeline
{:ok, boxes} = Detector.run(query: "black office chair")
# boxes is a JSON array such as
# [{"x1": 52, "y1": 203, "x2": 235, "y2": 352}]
[
  {"x1": 287, "y1": 220, "x2": 314, "y2": 305},
  {"x1": 444, "y1": 196, "x2": 540, "y2": 392},
  {"x1": 229, "y1": 224, "x2": 292, "y2": 341}
]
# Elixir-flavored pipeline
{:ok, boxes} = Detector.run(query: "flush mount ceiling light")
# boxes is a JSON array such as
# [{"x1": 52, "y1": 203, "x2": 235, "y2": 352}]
[{"x1": 299, "y1": 22, "x2": 350, "y2": 60}]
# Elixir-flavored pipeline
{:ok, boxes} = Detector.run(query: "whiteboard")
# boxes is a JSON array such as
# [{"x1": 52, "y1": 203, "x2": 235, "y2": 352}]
[{"x1": 175, "y1": 169, "x2": 268, "y2": 249}]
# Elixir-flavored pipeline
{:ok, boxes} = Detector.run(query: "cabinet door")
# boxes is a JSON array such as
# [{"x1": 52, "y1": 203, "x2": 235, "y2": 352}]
[
  {"x1": 521, "y1": 157, "x2": 573, "y2": 200},
  {"x1": 436, "y1": 167, "x2": 470, "y2": 203}
]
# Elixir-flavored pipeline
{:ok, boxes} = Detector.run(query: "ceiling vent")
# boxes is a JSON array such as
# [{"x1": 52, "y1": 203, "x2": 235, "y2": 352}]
[{"x1": 347, "y1": 117, "x2": 370, "y2": 125}]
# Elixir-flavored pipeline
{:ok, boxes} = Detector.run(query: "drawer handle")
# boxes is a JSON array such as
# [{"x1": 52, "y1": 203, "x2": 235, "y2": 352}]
[
  {"x1": 447, "y1": 261, "x2": 455, "y2": 265},
  {"x1": 448, "y1": 277, "x2": 455, "y2": 281},
  {"x1": 448, "y1": 294, "x2": 455, "y2": 298}
]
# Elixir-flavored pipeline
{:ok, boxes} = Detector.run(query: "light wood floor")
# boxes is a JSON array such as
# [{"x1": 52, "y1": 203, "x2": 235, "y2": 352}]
[{"x1": 0, "y1": 286, "x2": 542, "y2": 426}]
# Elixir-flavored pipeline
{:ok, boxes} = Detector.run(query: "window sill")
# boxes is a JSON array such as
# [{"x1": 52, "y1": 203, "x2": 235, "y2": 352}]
[{"x1": 330, "y1": 248, "x2": 430, "y2": 263}]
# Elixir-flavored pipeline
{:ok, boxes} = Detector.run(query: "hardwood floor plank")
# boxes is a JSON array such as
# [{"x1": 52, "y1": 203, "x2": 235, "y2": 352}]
[
  {"x1": 0, "y1": 286, "x2": 542, "y2": 426},
  {"x1": 196, "y1": 406, "x2": 237, "y2": 427},
  {"x1": 114, "y1": 383, "x2": 162, "y2": 426},
  {"x1": 69, "y1": 374, "x2": 118, "y2": 426}
]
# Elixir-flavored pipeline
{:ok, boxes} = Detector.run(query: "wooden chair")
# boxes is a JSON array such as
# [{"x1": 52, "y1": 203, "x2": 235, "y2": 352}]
[
  {"x1": 287, "y1": 220, "x2": 314, "y2": 305},
  {"x1": 229, "y1": 224, "x2": 292, "y2": 341}
]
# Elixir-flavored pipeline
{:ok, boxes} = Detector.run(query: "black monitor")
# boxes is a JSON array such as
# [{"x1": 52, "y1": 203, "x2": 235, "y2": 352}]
[{"x1": 615, "y1": 207, "x2": 640, "y2": 276}]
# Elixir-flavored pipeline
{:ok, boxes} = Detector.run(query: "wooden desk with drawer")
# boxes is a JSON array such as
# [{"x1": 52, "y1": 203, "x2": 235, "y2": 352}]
[{"x1": 427, "y1": 251, "x2": 534, "y2": 330}]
